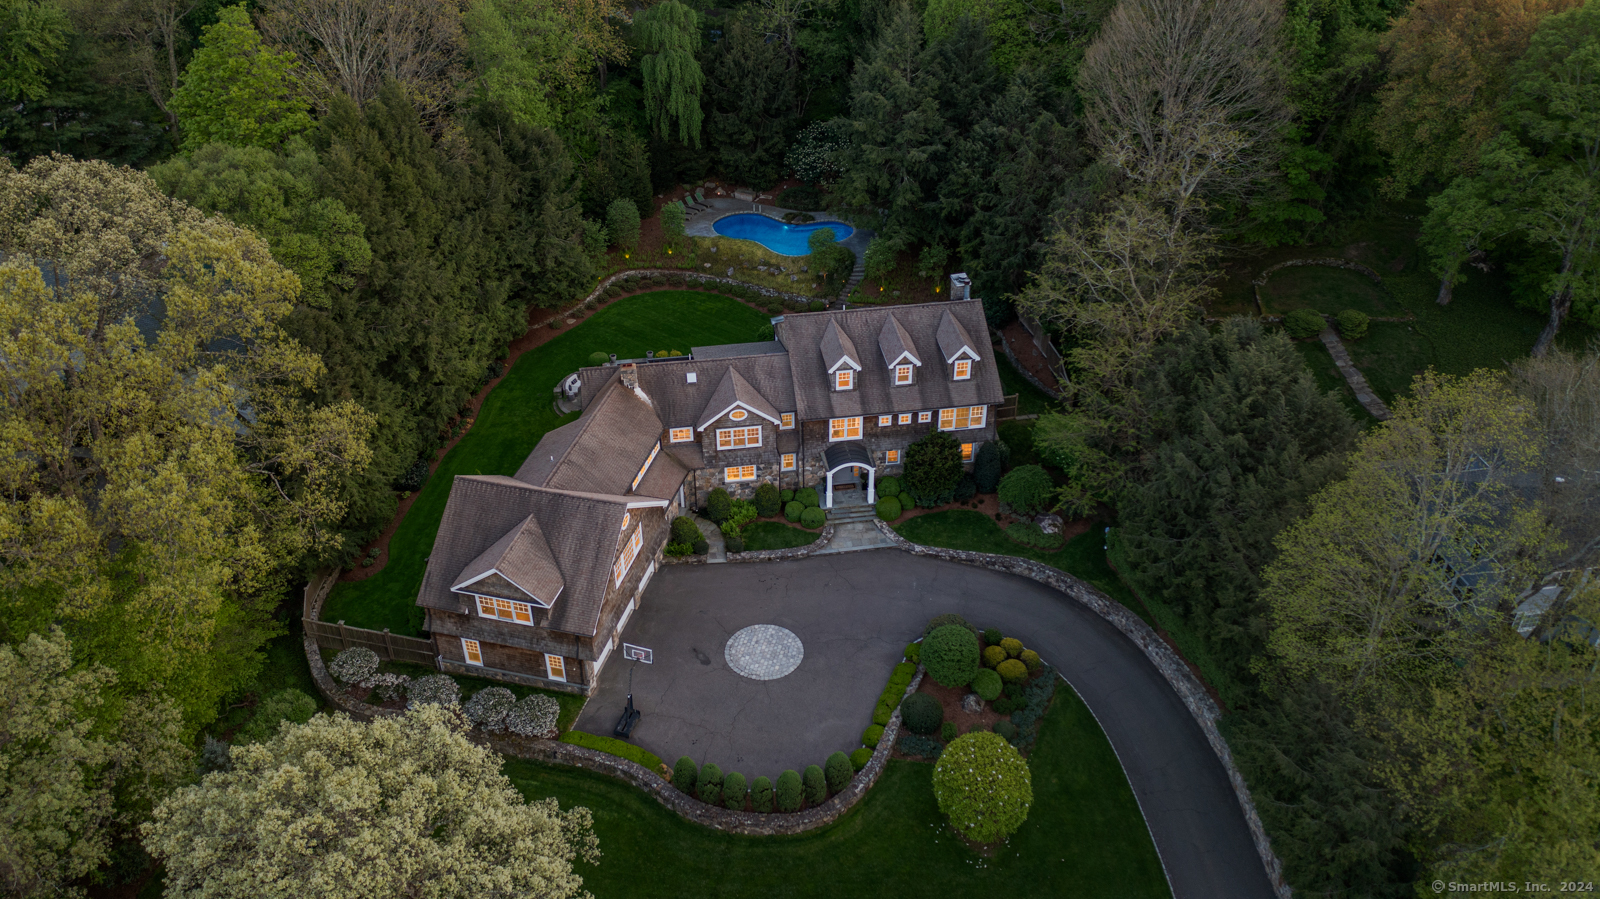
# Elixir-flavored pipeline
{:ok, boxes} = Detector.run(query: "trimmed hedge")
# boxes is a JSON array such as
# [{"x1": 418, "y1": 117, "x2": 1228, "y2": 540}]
[
  {"x1": 922, "y1": 613, "x2": 973, "y2": 638},
  {"x1": 1000, "y1": 637, "x2": 1024, "y2": 658},
  {"x1": 878, "y1": 476, "x2": 900, "y2": 497},
  {"x1": 1020, "y1": 649, "x2": 1042, "y2": 671},
  {"x1": 997, "y1": 658, "x2": 1029, "y2": 683},
  {"x1": 670, "y1": 516, "x2": 700, "y2": 545},
  {"x1": 673, "y1": 756, "x2": 697, "y2": 794},
  {"x1": 875, "y1": 495, "x2": 902, "y2": 521},
  {"x1": 754, "y1": 482, "x2": 781, "y2": 517},
  {"x1": 795, "y1": 487, "x2": 820, "y2": 508},
  {"x1": 783, "y1": 501, "x2": 803, "y2": 522},
  {"x1": 780, "y1": 488, "x2": 794, "y2": 503},
  {"x1": 697, "y1": 763, "x2": 723, "y2": 804},
  {"x1": 1336, "y1": 308, "x2": 1370, "y2": 339},
  {"x1": 998, "y1": 464, "x2": 1053, "y2": 515},
  {"x1": 849, "y1": 747, "x2": 872, "y2": 771},
  {"x1": 825, "y1": 751, "x2": 853, "y2": 792},
  {"x1": 981, "y1": 645, "x2": 1008, "y2": 668},
  {"x1": 800, "y1": 506, "x2": 825, "y2": 529},
  {"x1": 706, "y1": 487, "x2": 732, "y2": 522},
  {"x1": 923, "y1": 624, "x2": 980, "y2": 688},
  {"x1": 862, "y1": 724, "x2": 885, "y2": 747},
  {"x1": 802, "y1": 764, "x2": 828, "y2": 805},
  {"x1": 751, "y1": 776, "x2": 773, "y2": 812},
  {"x1": 1283, "y1": 308, "x2": 1326, "y2": 338},
  {"x1": 905, "y1": 641, "x2": 921, "y2": 664},
  {"x1": 558, "y1": 731, "x2": 664, "y2": 772},
  {"x1": 722, "y1": 772, "x2": 748, "y2": 810},
  {"x1": 776, "y1": 769, "x2": 803, "y2": 812},
  {"x1": 981, "y1": 627, "x2": 1003, "y2": 646},
  {"x1": 901, "y1": 692, "x2": 943, "y2": 735},
  {"x1": 972, "y1": 668, "x2": 1003, "y2": 701}
]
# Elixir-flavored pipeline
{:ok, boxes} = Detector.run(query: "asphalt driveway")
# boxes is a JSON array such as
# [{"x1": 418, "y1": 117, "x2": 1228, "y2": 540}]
[{"x1": 575, "y1": 549, "x2": 1277, "y2": 899}]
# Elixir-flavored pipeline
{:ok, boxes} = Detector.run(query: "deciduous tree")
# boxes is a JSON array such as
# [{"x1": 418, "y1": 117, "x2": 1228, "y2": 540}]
[
  {"x1": 169, "y1": 4, "x2": 311, "y2": 150},
  {"x1": 0, "y1": 0, "x2": 70, "y2": 101},
  {"x1": 635, "y1": 0, "x2": 705, "y2": 147},
  {"x1": 463, "y1": 0, "x2": 627, "y2": 132}
]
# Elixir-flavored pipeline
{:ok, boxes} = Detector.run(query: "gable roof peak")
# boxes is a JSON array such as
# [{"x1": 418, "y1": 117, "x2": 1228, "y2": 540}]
[
  {"x1": 878, "y1": 313, "x2": 921, "y2": 368},
  {"x1": 451, "y1": 513, "x2": 565, "y2": 608},
  {"x1": 820, "y1": 319, "x2": 861, "y2": 373},
  {"x1": 697, "y1": 366, "x2": 783, "y2": 430},
  {"x1": 936, "y1": 308, "x2": 980, "y2": 363}
]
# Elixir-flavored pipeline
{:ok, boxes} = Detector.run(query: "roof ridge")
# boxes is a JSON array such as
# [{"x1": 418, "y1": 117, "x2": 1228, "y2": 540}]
[{"x1": 457, "y1": 475, "x2": 637, "y2": 506}]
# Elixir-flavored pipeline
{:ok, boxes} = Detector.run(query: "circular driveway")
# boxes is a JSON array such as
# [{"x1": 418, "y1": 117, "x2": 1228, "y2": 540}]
[{"x1": 575, "y1": 549, "x2": 1276, "y2": 899}]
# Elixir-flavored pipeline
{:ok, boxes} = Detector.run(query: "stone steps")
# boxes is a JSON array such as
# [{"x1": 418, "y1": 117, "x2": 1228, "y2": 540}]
[{"x1": 826, "y1": 504, "x2": 879, "y2": 525}]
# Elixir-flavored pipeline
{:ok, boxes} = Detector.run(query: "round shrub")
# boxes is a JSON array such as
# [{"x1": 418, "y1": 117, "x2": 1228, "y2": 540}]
[
  {"x1": 405, "y1": 674, "x2": 461, "y2": 708},
  {"x1": 670, "y1": 515, "x2": 700, "y2": 545},
  {"x1": 706, "y1": 487, "x2": 732, "y2": 522},
  {"x1": 923, "y1": 624, "x2": 981, "y2": 688},
  {"x1": 904, "y1": 641, "x2": 921, "y2": 664},
  {"x1": 892, "y1": 661, "x2": 916, "y2": 681},
  {"x1": 996, "y1": 658, "x2": 1029, "y2": 683},
  {"x1": 726, "y1": 534, "x2": 745, "y2": 553},
  {"x1": 795, "y1": 487, "x2": 820, "y2": 508},
  {"x1": 878, "y1": 476, "x2": 900, "y2": 497},
  {"x1": 722, "y1": 772, "x2": 748, "y2": 810},
  {"x1": 1336, "y1": 308, "x2": 1370, "y2": 339},
  {"x1": 697, "y1": 763, "x2": 723, "y2": 805},
  {"x1": 901, "y1": 692, "x2": 944, "y2": 735},
  {"x1": 825, "y1": 751, "x2": 853, "y2": 792},
  {"x1": 981, "y1": 627, "x2": 1003, "y2": 646},
  {"x1": 754, "y1": 482, "x2": 781, "y2": 517},
  {"x1": 780, "y1": 488, "x2": 795, "y2": 503},
  {"x1": 776, "y1": 770, "x2": 803, "y2": 812},
  {"x1": 981, "y1": 645, "x2": 1007, "y2": 669},
  {"x1": 800, "y1": 506, "x2": 825, "y2": 529},
  {"x1": 751, "y1": 776, "x2": 774, "y2": 812},
  {"x1": 933, "y1": 731, "x2": 1034, "y2": 843},
  {"x1": 673, "y1": 756, "x2": 698, "y2": 794},
  {"x1": 850, "y1": 747, "x2": 872, "y2": 771},
  {"x1": 1020, "y1": 649, "x2": 1042, "y2": 671},
  {"x1": 803, "y1": 764, "x2": 828, "y2": 805},
  {"x1": 783, "y1": 501, "x2": 803, "y2": 522},
  {"x1": 503, "y1": 694, "x2": 559, "y2": 737},
  {"x1": 875, "y1": 495, "x2": 902, "y2": 521},
  {"x1": 692, "y1": 538, "x2": 709, "y2": 555},
  {"x1": 587, "y1": 351, "x2": 609, "y2": 366},
  {"x1": 940, "y1": 721, "x2": 959, "y2": 742},
  {"x1": 994, "y1": 720, "x2": 1019, "y2": 741},
  {"x1": 872, "y1": 701, "x2": 893, "y2": 727},
  {"x1": 971, "y1": 668, "x2": 1003, "y2": 702},
  {"x1": 1283, "y1": 308, "x2": 1326, "y2": 338},
  {"x1": 862, "y1": 724, "x2": 885, "y2": 748},
  {"x1": 462, "y1": 686, "x2": 516, "y2": 729},
  {"x1": 922, "y1": 613, "x2": 972, "y2": 638},
  {"x1": 328, "y1": 647, "x2": 379, "y2": 684},
  {"x1": 998, "y1": 464, "x2": 1054, "y2": 515},
  {"x1": 1000, "y1": 637, "x2": 1024, "y2": 658}
]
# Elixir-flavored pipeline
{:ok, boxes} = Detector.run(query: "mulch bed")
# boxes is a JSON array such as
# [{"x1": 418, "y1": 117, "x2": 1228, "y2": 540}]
[
  {"x1": 1000, "y1": 319, "x2": 1061, "y2": 392},
  {"x1": 918, "y1": 676, "x2": 1004, "y2": 737}
]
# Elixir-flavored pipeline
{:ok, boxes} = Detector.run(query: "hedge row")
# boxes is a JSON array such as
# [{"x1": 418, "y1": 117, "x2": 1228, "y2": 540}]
[{"x1": 671, "y1": 750, "x2": 863, "y2": 813}]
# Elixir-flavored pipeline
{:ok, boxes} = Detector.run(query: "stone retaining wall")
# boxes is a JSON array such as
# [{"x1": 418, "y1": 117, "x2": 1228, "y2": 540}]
[
  {"x1": 1252, "y1": 258, "x2": 1386, "y2": 317},
  {"x1": 872, "y1": 522, "x2": 1291, "y2": 899},
  {"x1": 546, "y1": 270, "x2": 821, "y2": 330},
  {"x1": 662, "y1": 526, "x2": 834, "y2": 566},
  {"x1": 991, "y1": 325, "x2": 1065, "y2": 399}
]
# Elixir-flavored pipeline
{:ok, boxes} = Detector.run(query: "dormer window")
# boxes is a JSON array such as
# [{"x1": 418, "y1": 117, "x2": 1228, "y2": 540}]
[
  {"x1": 781, "y1": 413, "x2": 795, "y2": 429},
  {"x1": 954, "y1": 360, "x2": 971, "y2": 380},
  {"x1": 895, "y1": 364, "x2": 914, "y2": 385},
  {"x1": 835, "y1": 370, "x2": 853, "y2": 390}
]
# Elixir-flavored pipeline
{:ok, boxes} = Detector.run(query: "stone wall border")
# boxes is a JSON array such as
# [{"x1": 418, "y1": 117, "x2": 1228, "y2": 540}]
[
  {"x1": 1252, "y1": 257, "x2": 1386, "y2": 317},
  {"x1": 662, "y1": 525, "x2": 834, "y2": 566},
  {"x1": 548, "y1": 270, "x2": 823, "y2": 329},
  {"x1": 871, "y1": 521, "x2": 1292, "y2": 899}
]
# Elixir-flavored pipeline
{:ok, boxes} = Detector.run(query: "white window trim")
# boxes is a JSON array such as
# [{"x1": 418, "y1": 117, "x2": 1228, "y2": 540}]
[
  {"x1": 453, "y1": 568, "x2": 550, "y2": 608},
  {"x1": 886, "y1": 450, "x2": 901, "y2": 465},
  {"x1": 780, "y1": 413, "x2": 795, "y2": 430},
  {"x1": 462, "y1": 638, "x2": 484, "y2": 666},
  {"x1": 724, "y1": 465, "x2": 757, "y2": 482},
  {"x1": 697, "y1": 400, "x2": 780, "y2": 432},
  {"x1": 937, "y1": 405, "x2": 988, "y2": 431},
  {"x1": 834, "y1": 370, "x2": 854, "y2": 391},
  {"x1": 669, "y1": 427, "x2": 694, "y2": 443},
  {"x1": 715, "y1": 426, "x2": 763, "y2": 450},
  {"x1": 953, "y1": 360, "x2": 972, "y2": 381},
  {"x1": 944, "y1": 346, "x2": 980, "y2": 364},
  {"x1": 781, "y1": 453, "x2": 796, "y2": 471},
  {"x1": 828, "y1": 416, "x2": 863, "y2": 442},
  {"x1": 894, "y1": 364, "x2": 914, "y2": 385},
  {"x1": 878, "y1": 415, "x2": 892, "y2": 427},
  {"x1": 918, "y1": 411, "x2": 932, "y2": 423},
  {"x1": 630, "y1": 442, "x2": 661, "y2": 492},
  {"x1": 613, "y1": 527, "x2": 643, "y2": 587},
  {"x1": 898, "y1": 413, "x2": 912, "y2": 425},
  {"x1": 544, "y1": 653, "x2": 567, "y2": 682}
]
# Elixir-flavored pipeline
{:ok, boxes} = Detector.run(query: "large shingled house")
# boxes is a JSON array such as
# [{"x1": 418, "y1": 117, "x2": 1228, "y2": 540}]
[{"x1": 418, "y1": 298, "x2": 1006, "y2": 692}]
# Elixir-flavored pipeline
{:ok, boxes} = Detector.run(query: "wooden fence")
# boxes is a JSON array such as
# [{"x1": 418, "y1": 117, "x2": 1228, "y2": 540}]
[
  {"x1": 301, "y1": 569, "x2": 437, "y2": 667},
  {"x1": 996, "y1": 393, "x2": 1020, "y2": 421}
]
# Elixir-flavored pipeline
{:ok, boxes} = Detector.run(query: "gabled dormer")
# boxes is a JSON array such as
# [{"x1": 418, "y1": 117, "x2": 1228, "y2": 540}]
[
  {"x1": 453, "y1": 514, "x2": 565, "y2": 624},
  {"x1": 878, "y1": 314, "x2": 921, "y2": 386},
  {"x1": 820, "y1": 320, "x2": 861, "y2": 391},
  {"x1": 936, "y1": 309, "x2": 980, "y2": 381}
]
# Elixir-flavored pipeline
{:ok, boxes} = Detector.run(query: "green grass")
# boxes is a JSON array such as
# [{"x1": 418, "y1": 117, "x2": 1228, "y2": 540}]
[
  {"x1": 506, "y1": 681, "x2": 1170, "y2": 898},
  {"x1": 1290, "y1": 339, "x2": 1379, "y2": 427},
  {"x1": 1259, "y1": 266, "x2": 1395, "y2": 317},
  {"x1": 321, "y1": 291, "x2": 772, "y2": 635},
  {"x1": 560, "y1": 731, "x2": 667, "y2": 773},
  {"x1": 894, "y1": 510, "x2": 1151, "y2": 626},
  {"x1": 742, "y1": 520, "x2": 820, "y2": 550},
  {"x1": 994, "y1": 353, "x2": 1057, "y2": 416}
]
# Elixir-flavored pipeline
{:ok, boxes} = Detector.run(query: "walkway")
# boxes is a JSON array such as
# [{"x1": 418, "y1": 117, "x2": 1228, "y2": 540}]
[
  {"x1": 577, "y1": 551, "x2": 1278, "y2": 899},
  {"x1": 1319, "y1": 327, "x2": 1392, "y2": 420},
  {"x1": 693, "y1": 515, "x2": 726, "y2": 563}
]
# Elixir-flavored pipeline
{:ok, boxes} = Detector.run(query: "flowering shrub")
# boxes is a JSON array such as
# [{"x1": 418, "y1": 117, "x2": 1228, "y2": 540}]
[
  {"x1": 504, "y1": 693, "x2": 561, "y2": 737},
  {"x1": 933, "y1": 731, "x2": 1033, "y2": 842},
  {"x1": 328, "y1": 647, "x2": 379, "y2": 684},
  {"x1": 785, "y1": 121, "x2": 847, "y2": 184},
  {"x1": 463, "y1": 687, "x2": 517, "y2": 729},
  {"x1": 365, "y1": 673, "x2": 410, "y2": 702},
  {"x1": 406, "y1": 674, "x2": 462, "y2": 708}
]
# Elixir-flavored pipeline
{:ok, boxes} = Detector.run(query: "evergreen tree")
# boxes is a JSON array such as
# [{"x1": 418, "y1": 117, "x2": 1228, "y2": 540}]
[
  {"x1": 704, "y1": 10, "x2": 799, "y2": 186},
  {"x1": 636, "y1": 0, "x2": 705, "y2": 147},
  {"x1": 169, "y1": 5, "x2": 312, "y2": 150}
]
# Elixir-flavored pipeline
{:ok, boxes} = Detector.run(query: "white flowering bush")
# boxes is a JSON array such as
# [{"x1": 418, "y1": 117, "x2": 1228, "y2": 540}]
[
  {"x1": 365, "y1": 673, "x2": 410, "y2": 702},
  {"x1": 785, "y1": 122, "x2": 847, "y2": 184},
  {"x1": 328, "y1": 647, "x2": 379, "y2": 684},
  {"x1": 405, "y1": 674, "x2": 461, "y2": 708},
  {"x1": 463, "y1": 687, "x2": 517, "y2": 730},
  {"x1": 503, "y1": 693, "x2": 561, "y2": 738}
]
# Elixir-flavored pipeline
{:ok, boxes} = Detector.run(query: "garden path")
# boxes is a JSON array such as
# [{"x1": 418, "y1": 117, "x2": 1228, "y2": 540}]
[
  {"x1": 1318, "y1": 327, "x2": 1392, "y2": 420},
  {"x1": 692, "y1": 515, "x2": 726, "y2": 563}
]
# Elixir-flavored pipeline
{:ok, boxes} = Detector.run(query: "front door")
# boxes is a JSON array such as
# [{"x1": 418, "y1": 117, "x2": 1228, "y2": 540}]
[{"x1": 545, "y1": 653, "x2": 566, "y2": 682}]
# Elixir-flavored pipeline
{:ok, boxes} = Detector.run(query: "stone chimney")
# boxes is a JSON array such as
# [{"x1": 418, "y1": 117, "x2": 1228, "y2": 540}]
[
  {"x1": 949, "y1": 272, "x2": 971, "y2": 302},
  {"x1": 619, "y1": 362, "x2": 639, "y2": 390}
]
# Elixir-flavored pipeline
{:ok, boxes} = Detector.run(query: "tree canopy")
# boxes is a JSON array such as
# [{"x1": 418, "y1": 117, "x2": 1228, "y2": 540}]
[{"x1": 169, "y1": 4, "x2": 312, "y2": 150}]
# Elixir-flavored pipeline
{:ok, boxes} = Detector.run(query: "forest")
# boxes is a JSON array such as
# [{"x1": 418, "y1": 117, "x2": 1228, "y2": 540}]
[{"x1": 0, "y1": 0, "x2": 1597, "y2": 894}]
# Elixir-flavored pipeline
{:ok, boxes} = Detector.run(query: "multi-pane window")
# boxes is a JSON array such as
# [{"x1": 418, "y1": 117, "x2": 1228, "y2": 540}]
[
  {"x1": 612, "y1": 527, "x2": 644, "y2": 586},
  {"x1": 918, "y1": 411, "x2": 932, "y2": 423},
  {"x1": 938, "y1": 405, "x2": 987, "y2": 430},
  {"x1": 781, "y1": 453, "x2": 796, "y2": 471},
  {"x1": 669, "y1": 427, "x2": 693, "y2": 442},
  {"x1": 954, "y1": 360, "x2": 972, "y2": 380},
  {"x1": 478, "y1": 595, "x2": 534, "y2": 624},
  {"x1": 898, "y1": 413, "x2": 912, "y2": 425},
  {"x1": 462, "y1": 638, "x2": 484, "y2": 665},
  {"x1": 781, "y1": 413, "x2": 795, "y2": 429},
  {"x1": 729, "y1": 408, "x2": 748, "y2": 421},
  {"x1": 878, "y1": 415, "x2": 893, "y2": 427},
  {"x1": 829, "y1": 417, "x2": 862, "y2": 440},
  {"x1": 630, "y1": 442, "x2": 660, "y2": 491},
  {"x1": 895, "y1": 365, "x2": 914, "y2": 385},
  {"x1": 725, "y1": 465, "x2": 757, "y2": 482},
  {"x1": 886, "y1": 450, "x2": 900, "y2": 464},
  {"x1": 835, "y1": 370, "x2": 853, "y2": 390},
  {"x1": 716, "y1": 426, "x2": 762, "y2": 449},
  {"x1": 961, "y1": 443, "x2": 974, "y2": 461},
  {"x1": 545, "y1": 653, "x2": 566, "y2": 682}
]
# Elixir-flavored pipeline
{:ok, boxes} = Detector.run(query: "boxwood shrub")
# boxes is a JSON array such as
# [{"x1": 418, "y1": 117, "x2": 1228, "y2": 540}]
[
  {"x1": 670, "y1": 516, "x2": 700, "y2": 545},
  {"x1": 922, "y1": 613, "x2": 973, "y2": 638},
  {"x1": 905, "y1": 641, "x2": 921, "y2": 664},
  {"x1": 795, "y1": 486, "x2": 820, "y2": 508},
  {"x1": 1000, "y1": 637, "x2": 1024, "y2": 658},
  {"x1": 972, "y1": 668, "x2": 1003, "y2": 701},
  {"x1": 998, "y1": 464, "x2": 1053, "y2": 515},
  {"x1": 673, "y1": 756, "x2": 698, "y2": 795},
  {"x1": 997, "y1": 658, "x2": 1028, "y2": 683},
  {"x1": 754, "y1": 482, "x2": 781, "y2": 517},
  {"x1": 783, "y1": 501, "x2": 803, "y2": 522},
  {"x1": 780, "y1": 488, "x2": 795, "y2": 503},
  {"x1": 850, "y1": 747, "x2": 872, "y2": 771},
  {"x1": 1020, "y1": 649, "x2": 1042, "y2": 671},
  {"x1": 824, "y1": 751, "x2": 853, "y2": 792},
  {"x1": 901, "y1": 692, "x2": 943, "y2": 735},
  {"x1": 1283, "y1": 308, "x2": 1326, "y2": 338},
  {"x1": 776, "y1": 769, "x2": 803, "y2": 811},
  {"x1": 751, "y1": 776, "x2": 773, "y2": 812},
  {"x1": 802, "y1": 764, "x2": 828, "y2": 805},
  {"x1": 981, "y1": 628, "x2": 1003, "y2": 646},
  {"x1": 722, "y1": 772, "x2": 747, "y2": 810},
  {"x1": 697, "y1": 763, "x2": 723, "y2": 805},
  {"x1": 872, "y1": 701, "x2": 893, "y2": 727},
  {"x1": 875, "y1": 495, "x2": 902, "y2": 521},
  {"x1": 1336, "y1": 308, "x2": 1370, "y2": 339},
  {"x1": 877, "y1": 476, "x2": 900, "y2": 497},
  {"x1": 981, "y1": 645, "x2": 1007, "y2": 668},
  {"x1": 800, "y1": 506, "x2": 825, "y2": 529},
  {"x1": 862, "y1": 724, "x2": 885, "y2": 747},
  {"x1": 706, "y1": 487, "x2": 732, "y2": 522},
  {"x1": 923, "y1": 624, "x2": 980, "y2": 688}
]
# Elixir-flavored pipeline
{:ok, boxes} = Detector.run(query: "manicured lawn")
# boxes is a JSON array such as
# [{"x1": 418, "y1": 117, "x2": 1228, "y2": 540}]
[
  {"x1": 893, "y1": 510, "x2": 1151, "y2": 626},
  {"x1": 994, "y1": 353, "x2": 1057, "y2": 416},
  {"x1": 1259, "y1": 265, "x2": 1395, "y2": 317},
  {"x1": 506, "y1": 680, "x2": 1170, "y2": 898},
  {"x1": 321, "y1": 291, "x2": 772, "y2": 635},
  {"x1": 742, "y1": 520, "x2": 820, "y2": 550}
]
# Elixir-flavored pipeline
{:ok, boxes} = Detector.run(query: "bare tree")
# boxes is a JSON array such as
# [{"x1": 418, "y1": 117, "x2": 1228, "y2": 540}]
[
  {"x1": 1512, "y1": 344, "x2": 1600, "y2": 570},
  {"x1": 64, "y1": 0, "x2": 199, "y2": 127},
  {"x1": 257, "y1": 0, "x2": 468, "y2": 117},
  {"x1": 1077, "y1": 0, "x2": 1291, "y2": 231}
]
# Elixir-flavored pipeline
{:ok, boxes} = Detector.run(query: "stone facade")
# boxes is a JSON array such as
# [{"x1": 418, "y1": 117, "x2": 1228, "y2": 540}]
[{"x1": 662, "y1": 525, "x2": 835, "y2": 566}]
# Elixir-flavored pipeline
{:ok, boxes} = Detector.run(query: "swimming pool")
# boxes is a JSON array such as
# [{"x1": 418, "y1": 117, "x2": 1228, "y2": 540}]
[{"x1": 712, "y1": 214, "x2": 853, "y2": 257}]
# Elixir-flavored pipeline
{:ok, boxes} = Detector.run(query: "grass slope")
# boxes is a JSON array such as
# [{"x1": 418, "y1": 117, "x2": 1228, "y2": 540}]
[
  {"x1": 742, "y1": 520, "x2": 819, "y2": 550},
  {"x1": 507, "y1": 681, "x2": 1170, "y2": 899},
  {"x1": 323, "y1": 291, "x2": 772, "y2": 634}
]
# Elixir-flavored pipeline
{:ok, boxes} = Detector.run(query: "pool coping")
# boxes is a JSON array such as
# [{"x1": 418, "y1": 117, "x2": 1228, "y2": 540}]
[{"x1": 685, "y1": 198, "x2": 873, "y2": 260}]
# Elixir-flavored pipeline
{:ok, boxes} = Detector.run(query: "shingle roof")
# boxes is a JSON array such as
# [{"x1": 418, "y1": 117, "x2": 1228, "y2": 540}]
[
  {"x1": 820, "y1": 320, "x2": 862, "y2": 372},
  {"x1": 588, "y1": 353, "x2": 799, "y2": 431},
  {"x1": 692, "y1": 340, "x2": 786, "y2": 360},
  {"x1": 452, "y1": 514, "x2": 565, "y2": 606},
  {"x1": 696, "y1": 367, "x2": 783, "y2": 430},
  {"x1": 775, "y1": 300, "x2": 1005, "y2": 421},
  {"x1": 514, "y1": 376, "x2": 672, "y2": 496},
  {"x1": 936, "y1": 309, "x2": 981, "y2": 363},
  {"x1": 418, "y1": 476, "x2": 635, "y2": 638},
  {"x1": 878, "y1": 314, "x2": 921, "y2": 367}
]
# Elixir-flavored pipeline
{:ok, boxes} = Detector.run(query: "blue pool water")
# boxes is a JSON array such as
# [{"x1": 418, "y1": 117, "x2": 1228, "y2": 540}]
[{"x1": 713, "y1": 214, "x2": 853, "y2": 257}]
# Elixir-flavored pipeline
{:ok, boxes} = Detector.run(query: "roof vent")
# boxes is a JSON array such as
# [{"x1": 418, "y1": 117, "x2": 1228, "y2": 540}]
[{"x1": 686, "y1": 372, "x2": 697, "y2": 384}]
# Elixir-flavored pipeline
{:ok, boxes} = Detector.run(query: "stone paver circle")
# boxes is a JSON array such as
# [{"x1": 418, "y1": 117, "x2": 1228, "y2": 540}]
[{"x1": 724, "y1": 624, "x2": 804, "y2": 680}]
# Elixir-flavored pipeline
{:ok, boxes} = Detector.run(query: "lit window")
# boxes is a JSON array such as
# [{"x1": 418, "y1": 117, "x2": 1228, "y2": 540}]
[
  {"x1": 898, "y1": 413, "x2": 912, "y2": 425},
  {"x1": 781, "y1": 413, "x2": 794, "y2": 429},
  {"x1": 829, "y1": 417, "x2": 862, "y2": 440},
  {"x1": 725, "y1": 465, "x2": 757, "y2": 482},
  {"x1": 630, "y1": 442, "x2": 660, "y2": 492},
  {"x1": 938, "y1": 406, "x2": 987, "y2": 430},
  {"x1": 954, "y1": 359, "x2": 972, "y2": 380},
  {"x1": 716, "y1": 426, "x2": 762, "y2": 450},
  {"x1": 730, "y1": 408, "x2": 748, "y2": 421},
  {"x1": 612, "y1": 527, "x2": 644, "y2": 586},
  {"x1": 477, "y1": 595, "x2": 535, "y2": 624},
  {"x1": 961, "y1": 443, "x2": 974, "y2": 461},
  {"x1": 895, "y1": 365, "x2": 913, "y2": 385},
  {"x1": 669, "y1": 427, "x2": 693, "y2": 443},
  {"x1": 886, "y1": 449, "x2": 900, "y2": 464},
  {"x1": 462, "y1": 638, "x2": 483, "y2": 666},
  {"x1": 620, "y1": 511, "x2": 631, "y2": 532},
  {"x1": 835, "y1": 370, "x2": 853, "y2": 390},
  {"x1": 782, "y1": 453, "x2": 796, "y2": 471},
  {"x1": 545, "y1": 653, "x2": 566, "y2": 682},
  {"x1": 878, "y1": 415, "x2": 892, "y2": 427},
  {"x1": 918, "y1": 411, "x2": 932, "y2": 423}
]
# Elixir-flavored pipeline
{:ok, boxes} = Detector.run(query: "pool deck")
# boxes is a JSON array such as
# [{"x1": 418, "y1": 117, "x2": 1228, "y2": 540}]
[{"x1": 686, "y1": 197, "x2": 873, "y2": 262}]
